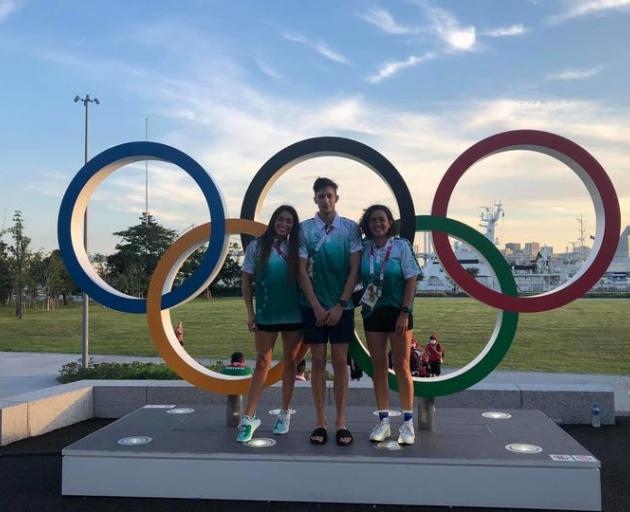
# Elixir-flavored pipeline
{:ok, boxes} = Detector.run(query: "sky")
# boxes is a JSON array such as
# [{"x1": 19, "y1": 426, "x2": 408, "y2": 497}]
[{"x1": 0, "y1": 0, "x2": 629, "y2": 255}]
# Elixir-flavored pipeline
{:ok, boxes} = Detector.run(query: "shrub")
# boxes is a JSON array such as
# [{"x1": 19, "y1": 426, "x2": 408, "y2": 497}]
[{"x1": 57, "y1": 359, "x2": 225, "y2": 383}]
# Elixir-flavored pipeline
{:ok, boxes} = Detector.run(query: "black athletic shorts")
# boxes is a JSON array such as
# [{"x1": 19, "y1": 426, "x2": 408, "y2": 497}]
[
  {"x1": 301, "y1": 306, "x2": 355, "y2": 344},
  {"x1": 363, "y1": 306, "x2": 414, "y2": 333},
  {"x1": 256, "y1": 322, "x2": 303, "y2": 332}
]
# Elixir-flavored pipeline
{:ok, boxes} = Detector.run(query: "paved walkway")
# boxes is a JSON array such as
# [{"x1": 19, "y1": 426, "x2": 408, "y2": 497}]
[{"x1": 1, "y1": 351, "x2": 629, "y2": 413}]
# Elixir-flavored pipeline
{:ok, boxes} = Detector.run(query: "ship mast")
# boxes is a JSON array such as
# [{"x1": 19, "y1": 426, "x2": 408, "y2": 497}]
[
  {"x1": 577, "y1": 214, "x2": 587, "y2": 261},
  {"x1": 479, "y1": 201, "x2": 503, "y2": 245}
]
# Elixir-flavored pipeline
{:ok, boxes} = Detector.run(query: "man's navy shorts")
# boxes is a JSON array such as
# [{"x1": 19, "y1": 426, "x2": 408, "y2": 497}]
[{"x1": 301, "y1": 306, "x2": 355, "y2": 344}]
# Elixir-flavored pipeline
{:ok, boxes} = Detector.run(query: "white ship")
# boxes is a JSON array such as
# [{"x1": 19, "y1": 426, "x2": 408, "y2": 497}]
[
  {"x1": 417, "y1": 202, "x2": 504, "y2": 292},
  {"x1": 417, "y1": 204, "x2": 630, "y2": 294}
]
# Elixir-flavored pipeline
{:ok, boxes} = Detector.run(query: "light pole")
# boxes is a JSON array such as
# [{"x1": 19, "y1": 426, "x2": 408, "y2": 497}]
[
  {"x1": 74, "y1": 94, "x2": 100, "y2": 368},
  {"x1": 145, "y1": 117, "x2": 149, "y2": 226}
]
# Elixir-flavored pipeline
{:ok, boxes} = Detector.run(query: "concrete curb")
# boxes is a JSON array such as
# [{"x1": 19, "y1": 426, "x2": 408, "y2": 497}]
[{"x1": 0, "y1": 379, "x2": 615, "y2": 446}]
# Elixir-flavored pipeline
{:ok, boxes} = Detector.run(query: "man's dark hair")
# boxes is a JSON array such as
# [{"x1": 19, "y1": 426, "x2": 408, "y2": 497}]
[
  {"x1": 313, "y1": 177, "x2": 338, "y2": 194},
  {"x1": 230, "y1": 351, "x2": 244, "y2": 364}
]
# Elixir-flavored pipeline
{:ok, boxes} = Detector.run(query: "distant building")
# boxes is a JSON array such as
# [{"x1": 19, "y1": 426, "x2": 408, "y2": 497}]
[
  {"x1": 524, "y1": 242, "x2": 541, "y2": 256},
  {"x1": 504, "y1": 242, "x2": 521, "y2": 255}
]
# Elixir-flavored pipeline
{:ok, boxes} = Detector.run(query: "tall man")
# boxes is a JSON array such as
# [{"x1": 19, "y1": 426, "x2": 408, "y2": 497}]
[{"x1": 298, "y1": 177, "x2": 362, "y2": 446}]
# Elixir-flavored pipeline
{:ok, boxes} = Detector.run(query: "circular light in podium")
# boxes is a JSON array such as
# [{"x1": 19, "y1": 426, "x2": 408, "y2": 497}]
[
  {"x1": 482, "y1": 411, "x2": 512, "y2": 419},
  {"x1": 375, "y1": 441, "x2": 402, "y2": 451},
  {"x1": 268, "y1": 408, "x2": 296, "y2": 416},
  {"x1": 506, "y1": 443, "x2": 543, "y2": 454},
  {"x1": 372, "y1": 410, "x2": 402, "y2": 417},
  {"x1": 246, "y1": 438, "x2": 276, "y2": 448},
  {"x1": 117, "y1": 436, "x2": 153, "y2": 446}
]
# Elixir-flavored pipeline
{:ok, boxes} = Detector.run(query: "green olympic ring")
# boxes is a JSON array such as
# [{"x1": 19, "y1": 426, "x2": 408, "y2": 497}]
[{"x1": 348, "y1": 215, "x2": 519, "y2": 397}]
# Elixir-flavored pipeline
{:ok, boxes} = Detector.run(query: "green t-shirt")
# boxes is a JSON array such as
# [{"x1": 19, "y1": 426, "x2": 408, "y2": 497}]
[
  {"x1": 242, "y1": 238, "x2": 301, "y2": 325},
  {"x1": 299, "y1": 213, "x2": 362, "y2": 310},
  {"x1": 220, "y1": 364, "x2": 253, "y2": 376},
  {"x1": 360, "y1": 237, "x2": 420, "y2": 316}
]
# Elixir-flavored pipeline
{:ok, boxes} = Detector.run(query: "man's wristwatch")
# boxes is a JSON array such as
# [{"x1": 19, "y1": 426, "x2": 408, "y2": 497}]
[
  {"x1": 338, "y1": 299, "x2": 348, "y2": 308},
  {"x1": 400, "y1": 306, "x2": 411, "y2": 314}
]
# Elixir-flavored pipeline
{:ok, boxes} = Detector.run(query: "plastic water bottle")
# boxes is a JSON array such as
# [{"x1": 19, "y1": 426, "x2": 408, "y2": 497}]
[{"x1": 591, "y1": 405, "x2": 601, "y2": 428}]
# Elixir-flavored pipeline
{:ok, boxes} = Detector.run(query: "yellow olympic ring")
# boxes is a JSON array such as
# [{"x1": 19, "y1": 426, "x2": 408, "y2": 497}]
[{"x1": 146, "y1": 218, "x2": 285, "y2": 394}]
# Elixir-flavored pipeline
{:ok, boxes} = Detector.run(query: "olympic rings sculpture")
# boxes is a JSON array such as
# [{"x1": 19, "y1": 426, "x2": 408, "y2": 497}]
[{"x1": 58, "y1": 130, "x2": 621, "y2": 397}]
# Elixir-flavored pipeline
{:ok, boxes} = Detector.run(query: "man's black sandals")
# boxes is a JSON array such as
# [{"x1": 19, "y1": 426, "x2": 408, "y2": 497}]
[
  {"x1": 335, "y1": 428, "x2": 353, "y2": 446},
  {"x1": 310, "y1": 427, "x2": 328, "y2": 445}
]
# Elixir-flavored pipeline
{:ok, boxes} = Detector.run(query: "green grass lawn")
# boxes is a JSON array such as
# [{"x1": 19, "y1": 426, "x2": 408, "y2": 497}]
[{"x1": 0, "y1": 298, "x2": 628, "y2": 374}]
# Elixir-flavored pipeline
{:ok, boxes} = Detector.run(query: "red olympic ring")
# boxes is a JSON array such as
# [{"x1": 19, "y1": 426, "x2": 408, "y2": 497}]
[{"x1": 431, "y1": 130, "x2": 621, "y2": 313}]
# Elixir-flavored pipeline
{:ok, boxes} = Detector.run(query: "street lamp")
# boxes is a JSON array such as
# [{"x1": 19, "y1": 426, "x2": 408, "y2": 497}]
[{"x1": 74, "y1": 94, "x2": 100, "y2": 368}]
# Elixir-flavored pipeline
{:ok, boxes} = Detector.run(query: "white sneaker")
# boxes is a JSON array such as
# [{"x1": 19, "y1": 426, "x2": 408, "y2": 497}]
[
  {"x1": 273, "y1": 409, "x2": 291, "y2": 435},
  {"x1": 236, "y1": 416, "x2": 261, "y2": 443},
  {"x1": 398, "y1": 421, "x2": 415, "y2": 445},
  {"x1": 369, "y1": 420, "x2": 391, "y2": 442}
]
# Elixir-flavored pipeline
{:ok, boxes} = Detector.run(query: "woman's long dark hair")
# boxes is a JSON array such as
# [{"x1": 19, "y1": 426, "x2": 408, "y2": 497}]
[
  {"x1": 257, "y1": 205, "x2": 300, "y2": 277},
  {"x1": 359, "y1": 204, "x2": 398, "y2": 239}
]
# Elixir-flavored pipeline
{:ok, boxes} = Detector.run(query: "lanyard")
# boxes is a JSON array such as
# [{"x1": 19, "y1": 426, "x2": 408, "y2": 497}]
[
  {"x1": 369, "y1": 238, "x2": 394, "y2": 285},
  {"x1": 313, "y1": 224, "x2": 333, "y2": 253},
  {"x1": 273, "y1": 240, "x2": 287, "y2": 261}
]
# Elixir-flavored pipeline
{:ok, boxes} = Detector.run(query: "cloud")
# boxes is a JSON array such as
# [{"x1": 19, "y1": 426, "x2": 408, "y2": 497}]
[
  {"x1": 0, "y1": 0, "x2": 24, "y2": 23},
  {"x1": 358, "y1": 7, "x2": 415, "y2": 34},
  {"x1": 26, "y1": 170, "x2": 69, "y2": 198},
  {"x1": 466, "y1": 98, "x2": 595, "y2": 131},
  {"x1": 546, "y1": 66, "x2": 603, "y2": 81},
  {"x1": 425, "y1": 6, "x2": 477, "y2": 52},
  {"x1": 283, "y1": 32, "x2": 349, "y2": 64},
  {"x1": 480, "y1": 24, "x2": 528, "y2": 37},
  {"x1": 367, "y1": 52, "x2": 436, "y2": 83},
  {"x1": 360, "y1": 5, "x2": 477, "y2": 52},
  {"x1": 463, "y1": 98, "x2": 630, "y2": 146},
  {"x1": 254, "y1": 58, "x2": 282, "y2": 80},
  {"x1": 30, "y1": 43, "x2": 630, "y2": 254},
  {"x1": 548, "y1": 0, "x2": 630, "y2": 23},
  {"x1": 366, "y1": 9, "x2": 528, "y2": 84}
]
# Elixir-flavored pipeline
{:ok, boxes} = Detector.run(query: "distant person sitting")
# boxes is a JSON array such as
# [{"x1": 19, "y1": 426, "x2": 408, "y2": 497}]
[
  {"x1": 409, "y1": 342, "x2": 422, "y2": 377},
  {"x1": 295, "y1": 359, "x2": 307, "y2": 381},
  {"x1": 425, "y1": 334, "x2": 444, "y2": 377},
  {"x1": 416, "y1": 349, "x2": 430, "y2": 378},
  {"x1": 220, "y1": 352, "x2": 253, "y2": 377},
  {"x1": 389, "y1": 340, "x2": 427, "y2": 377},
  {"x1": 174, "y1": 321, "x2": 184, "y2": 346}
]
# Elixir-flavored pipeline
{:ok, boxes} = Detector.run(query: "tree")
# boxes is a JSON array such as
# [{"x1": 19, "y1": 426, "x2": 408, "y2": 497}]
[
  {"x1": 174, "y1": 241, "x2": 243, "y2": 297},
  {"x1": 106, "y1": 213, "x2": 177, "y2": 297},
  {"x1": 7, "y1": 211, "x2": 31, "y2": 318},
  {"x1": 51, "y1": 249, "x2": 79, "y2": 305},
  {"x1": 209, "y1": 241, "x2": 243, "y2": 292},
  {"x1": 0, "y1": 238, "x2": 12, "y2": 304},
  {"x1": 91, "y1": 253, "x2": 109, "y2": 280},
  {"x1": 104, "y1": 214, "x2": 244, "y2": 298},
  {"x1": 26, "y1": 250, "x2": 46, "y2": 309},
  {"x1": 465, "y1": 267, "x2": 480, "y2": 279},
  {"x1": 8, "y1": 210, "x2": 31, "y2": 318},
  {"x1": 29, "y1": 249, "x2": 72, "y2": 310}
]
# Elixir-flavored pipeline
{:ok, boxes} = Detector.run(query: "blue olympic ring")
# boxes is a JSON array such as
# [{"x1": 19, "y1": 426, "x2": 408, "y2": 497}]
[{"x1": 57, "y1": 141, "x2": 227, "y2": 314}]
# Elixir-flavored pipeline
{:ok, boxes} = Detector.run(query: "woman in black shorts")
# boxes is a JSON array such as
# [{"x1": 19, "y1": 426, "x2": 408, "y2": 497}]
[
  {"x1": 238, "y1": 205, "x2": 306, "y2": 443},
  {"x1": 358, "y1": 205, "x2": 420, "y2": 445}
]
